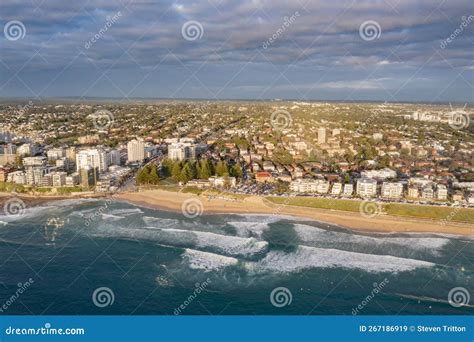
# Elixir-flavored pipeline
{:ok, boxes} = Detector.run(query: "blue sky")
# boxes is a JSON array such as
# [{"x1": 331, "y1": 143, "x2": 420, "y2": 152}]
[{"x1": 0, "y1": 0, "x2": 473, "y2": 102}]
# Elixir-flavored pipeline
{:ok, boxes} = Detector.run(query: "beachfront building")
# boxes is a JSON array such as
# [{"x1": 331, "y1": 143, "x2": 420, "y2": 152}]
[
  {"x1": 342, "y1": 184, "x2": 354, "y2": 197},
  {"x1": 436, "y1": 184, "x2": 448, "y2": 200},
  {"x1": 76, "y1": 148, "x2": 108, "y2": 173},
  {"x1": 317, "y1": 181, "x2": 330, "y2": 194},
  {"x1": 23, "y1": 156, "x2": 48, "y2": 185},
  {"x1": 65, "y1": 173, "x2": 80, "y2": 187},
  {"x1": 7, "y1": 171, "x2": 26, "y2": 184},
  {"x1": 80, "y1": 166, "x2": 99, "y2": 187},
  {"x1": 331, "y1": 182, "x2": 343, "y2": 195},
  {"x1": 290, "y1": 179, "x2": 318, "y2": 193},
  {"x1": 356, "y1": 178, "x2": 378, "y2": 197},
  {"x1": 421, "y1": 186, "x2": 434, "y2": 200},
  {"x1": 408, "y1": 186, "x2": 420, "y2": 199},
  {"x1": 127, "y1": 139, "x2": 145, "y2": 163},
  {"x1": 452, "y1": 191, "x2": 465, "y2": 202},
  {"x1": 209, "y1": 176, "x2": 237, "y2": 188},
  {"x1": 168, "y1": 143, "x2": 195, "y2": 161},
  {"x1": 381, "y1": 182, "x2": 404, "y2": 199},
  {"x1": 51, "y1": 171, "x2": 67, "y2": 187}
]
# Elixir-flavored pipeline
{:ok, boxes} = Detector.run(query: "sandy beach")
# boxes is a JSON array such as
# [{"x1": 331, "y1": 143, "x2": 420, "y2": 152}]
[{"x1": 116, "y1": 189, "x2": 474, "y2": 236}]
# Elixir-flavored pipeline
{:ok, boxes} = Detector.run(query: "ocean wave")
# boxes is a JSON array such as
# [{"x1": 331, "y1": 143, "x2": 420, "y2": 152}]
[
  {"x1": 183, "y1": 249, "x2": 239, "y2": 271},
  {"x1": 246, "y1": 246, "x2": 434, "y2": 274},
  {"x1": 94, "y1": 226, "x2": 268, "y2": 258},
  {"x1": 108, "y1": 208, "x2": 143, "y2": 216},
  {"x1": 293, "y1": 224, "x2": 450, "y2": 252},
  {"x1": 227, "y1": 221, "x2": 270, "y2": 238},
  {"x1": 101, "y1": 213, "x2": 125, "y2": 221}
]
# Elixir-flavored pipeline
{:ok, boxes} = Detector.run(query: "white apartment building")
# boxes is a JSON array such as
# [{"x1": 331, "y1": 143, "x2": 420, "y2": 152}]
[
  {"x1": 47, "y1": 148, "x2": 65, "y2": 161},
  {"x1": 127, "y1": 139, "x2": 145, "y2": 163},
  {"x1": 331, "y1": 182, "x2": 342, "y2": 195},
  {"x1": 290, "y1": 179, "x2": 319, "y2": 193},
  {"x1": 51, "y1": 171, "x2": 67, "y2": 187},
  {"x1": 408, "y1": 186, "x2": 419, "y2": 198},
  {"x1": 76, "y1": 149, "x2": 108, "y2": 173},
  {"x1": 8, "y1": 171, "x2": 26, "y2": 184},
  {"x1": 422, "y1": 186, "x2": 434, "y2": 200},
  {"x1": 342, "y1": 184, "x2": 354, "y2": 196},
  {"x1": 357, "y1": 178, "x2": 378, "y2": 197},
  {"x1": 17, "y1": 143, "x2": 35, "y2": 156},
  {"x1": 168, "y1": 143, "x2": 195, "y2": 161},
  {"x1": 317, "y1": 181, "x2": 330, "y2": 194},
  {"x1": 361, "y1": 168, "x2": 396, "y2": 180},
  {"x1": 436, "y1": 184, "x2": 448, "y2": 200},
  {"x1": 381, "y1": 182, "x2": 404, "y2": 199}
]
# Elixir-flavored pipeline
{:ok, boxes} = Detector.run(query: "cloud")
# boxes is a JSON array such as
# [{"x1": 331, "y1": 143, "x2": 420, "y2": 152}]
[{"x1": 0, "y1": 0, "x2": 472, "y2": 101}]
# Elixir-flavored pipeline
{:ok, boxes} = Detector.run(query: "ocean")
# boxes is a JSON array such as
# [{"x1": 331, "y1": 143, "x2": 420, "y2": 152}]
[{"x1": 0, "y1": 198, "x2": 472, "y2": 315}]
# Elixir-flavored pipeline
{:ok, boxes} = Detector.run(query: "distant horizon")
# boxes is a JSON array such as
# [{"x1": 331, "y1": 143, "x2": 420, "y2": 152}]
[
  {"x1": 0, "y1": 96, "x2": 472, "y2": 106},
  {"x1": 1, "y1": 1, "x2": 472, "y2": 103}
]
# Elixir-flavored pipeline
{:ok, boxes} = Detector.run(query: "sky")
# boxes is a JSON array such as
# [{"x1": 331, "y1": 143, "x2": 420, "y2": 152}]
[{"x1": 0, "y1": 0, "x2": 473, "y2": 102}]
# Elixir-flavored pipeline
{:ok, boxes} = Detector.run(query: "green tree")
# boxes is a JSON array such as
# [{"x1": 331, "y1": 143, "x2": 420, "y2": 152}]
[
  {"x1": 149, "y1": 164, "x2": 160, "y2": 184},
  {"x1": 171, "y1": 162, "x2": 182, "y2": 182},
  {"x1": 180, "y1": 163, "x2": 194, "y2": 183},
  {"x1": 216, "y1": 160, "x2": 229, "y2": 177},
  {"x1": 231, "y1": 163, "x2": 243, "y2": 178},
  {"x1": 199, "y1": 159, "x2": 213, "y2": 179}
]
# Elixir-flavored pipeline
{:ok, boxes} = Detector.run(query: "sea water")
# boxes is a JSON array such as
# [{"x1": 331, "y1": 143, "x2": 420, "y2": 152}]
[{"x1": 0, "y1": 199, "x2": 472, "y2": 315}]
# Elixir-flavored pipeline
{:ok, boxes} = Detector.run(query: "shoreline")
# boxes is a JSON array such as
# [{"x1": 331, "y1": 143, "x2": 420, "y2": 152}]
[
  {"x1": 2, "y1": 190, "x2": 473, "y2": 236},
  {"x1": 115, "y1": 189, "x2": 474, "y2": 236}
]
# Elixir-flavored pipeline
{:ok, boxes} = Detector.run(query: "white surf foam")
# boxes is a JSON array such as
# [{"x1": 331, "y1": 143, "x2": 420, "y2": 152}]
[
  {"x1": 293, "y1": 224, "x2": 450, "y2": 252},
  {"x1": 108, "y1": 208, "x2": 143, "y2": 216},
  {"x1": 228, "y1": 221, "x2": 270, "y2": 238},
  {"x1": 101, "y1": 213, "x2": 125, "y2": 221},
  {"x1": 247, "y1": 246, "x2": 434, "y2": 273},
  {"x1": 183, "y1": 249, "x2": 239, "y2": 271}
]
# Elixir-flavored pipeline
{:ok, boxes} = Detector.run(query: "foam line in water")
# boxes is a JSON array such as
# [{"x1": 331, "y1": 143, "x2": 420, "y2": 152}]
[
  {"x1": 183, "y1": 249, "x2": 239, "y2": 271},
  {"x1": 293, "y1": 224, "x2": 450, "y2": 251},
  {"x1": 247, "y1": 246, "x2": 434, "y2": 273}
]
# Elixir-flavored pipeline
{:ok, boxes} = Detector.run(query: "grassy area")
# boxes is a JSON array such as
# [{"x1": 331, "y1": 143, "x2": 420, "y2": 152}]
[{"x1": 266, "y1": 196, "x2": 474, "y2": 224}]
